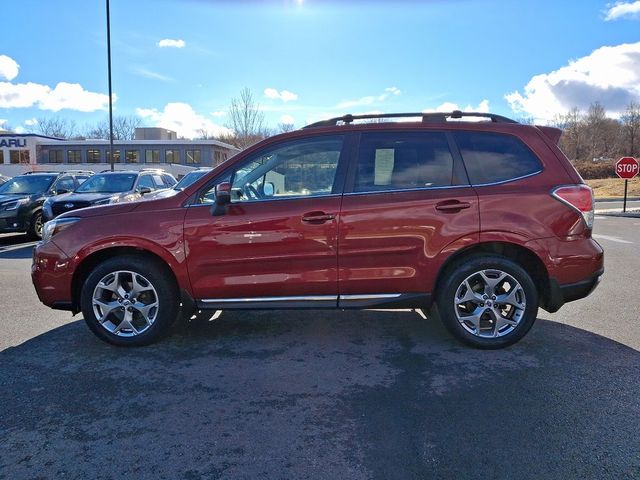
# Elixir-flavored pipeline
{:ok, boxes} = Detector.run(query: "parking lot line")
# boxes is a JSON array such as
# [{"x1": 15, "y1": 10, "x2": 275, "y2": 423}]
[{"x1": 592, "y1": 234, "x2": 633, "y2": 244}]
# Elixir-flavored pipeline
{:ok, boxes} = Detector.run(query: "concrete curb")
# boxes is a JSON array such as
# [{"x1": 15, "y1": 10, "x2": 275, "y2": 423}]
[{"x1": 595, "y1": 209, "x2": 640, "y2": 218}]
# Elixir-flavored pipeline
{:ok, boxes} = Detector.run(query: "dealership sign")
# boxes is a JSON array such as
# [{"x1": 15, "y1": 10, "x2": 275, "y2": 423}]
[{"x1": 0, "y1": 138, "x2": 27, "y2": 148}]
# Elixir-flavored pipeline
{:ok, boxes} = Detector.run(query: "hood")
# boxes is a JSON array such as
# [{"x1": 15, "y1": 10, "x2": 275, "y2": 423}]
[
  {"x1": 50, "y1": 192, "x2": 118, "y2": 204},
  {"x1": 58, "y1": 201, "x2": 141, "y2": 220}
]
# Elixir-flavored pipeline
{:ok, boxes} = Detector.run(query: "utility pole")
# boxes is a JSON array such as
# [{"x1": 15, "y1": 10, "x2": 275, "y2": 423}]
[{"x1": 106, "y1": 0, "x2": 115, "y2": 171}]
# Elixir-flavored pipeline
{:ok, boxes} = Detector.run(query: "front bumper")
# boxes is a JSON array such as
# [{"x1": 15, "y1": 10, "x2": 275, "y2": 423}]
[
  {"x1": 31, "y1": 240, "x2": 74, "y2": 310},
  {"x1": 0, "y1": 214, "x2": 25, "y2": 233}
]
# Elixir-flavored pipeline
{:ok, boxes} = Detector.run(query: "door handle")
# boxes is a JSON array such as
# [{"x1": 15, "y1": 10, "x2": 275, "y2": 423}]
[
  {"x1": 435, "y1": 201, "x2": 471, "y2": 212},
  {"x1": 302, "y1": 212, "x2": 336, "y2": 223}
]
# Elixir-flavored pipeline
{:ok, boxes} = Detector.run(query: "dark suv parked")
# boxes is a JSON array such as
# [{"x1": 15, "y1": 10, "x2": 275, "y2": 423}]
[
  {"x1": 0, "y1": 170, "x2": 92, "y2": 239},
  {"x1": 32, "y1": 111, "x2": 603, "y2": 348},
  {"x1": 43, "y1": 169, "x2": 177, "y2": 221}
]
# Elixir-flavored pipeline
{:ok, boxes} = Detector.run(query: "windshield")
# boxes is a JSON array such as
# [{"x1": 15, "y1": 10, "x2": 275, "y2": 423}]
[
  {"x1": 0, "y1": 175, "x2": 56, "y2": 195},
  {"x1": 174, "y1": 170, "x2": 210, "y2": 190},
  {"x1": 75, "y1": 173, "x2": 136, "y2": 193}
]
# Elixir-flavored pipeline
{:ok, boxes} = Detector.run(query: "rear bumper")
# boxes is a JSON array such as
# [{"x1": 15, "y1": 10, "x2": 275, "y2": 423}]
[{"x1": 543, "y1": 268, "x2": 604, "y2": 313}]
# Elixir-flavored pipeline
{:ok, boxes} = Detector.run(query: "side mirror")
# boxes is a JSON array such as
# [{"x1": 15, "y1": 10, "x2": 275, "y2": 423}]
[
  {"x1": 263, "y1": 182, "x2": 275, "y2": 197},
  {"x1": 55, "y1": 188, "x2": 69, "y2": 195},
  {"x1": 211, "y1": 182, "x2": 231, "y2": 216},
  {"x1": 139, "y1": 186, "x2": 152, "y2": 195}
]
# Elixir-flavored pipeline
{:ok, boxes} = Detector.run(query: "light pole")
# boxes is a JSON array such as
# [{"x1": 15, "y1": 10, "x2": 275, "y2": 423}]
[{"x1": 106, "y1": 0, "x2": 115, "y2": 171}]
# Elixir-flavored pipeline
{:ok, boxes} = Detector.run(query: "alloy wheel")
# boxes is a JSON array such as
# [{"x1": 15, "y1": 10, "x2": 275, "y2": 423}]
[
  {"x1": 92, "y1": 270, "x2": 159, "y2": 337},
  {"x1": 453, "y1": 269, "x2": 526, "y2": 338}
]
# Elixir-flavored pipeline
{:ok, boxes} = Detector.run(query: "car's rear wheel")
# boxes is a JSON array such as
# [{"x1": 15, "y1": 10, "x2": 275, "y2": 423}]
[
  {"x1": 80, "y1": 255, "x2": 179, "y2": 346},
  {"x1": 436, "y1": 256, "x2": 538, "y2": 349},
  {"x1": 27, "y1": 211, "x2": 43, "y2": 240}
]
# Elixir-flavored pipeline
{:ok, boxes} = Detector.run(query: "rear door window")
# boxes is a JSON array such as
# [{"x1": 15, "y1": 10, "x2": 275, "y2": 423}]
[
  {"x1": 453, "y1": 131, "x2": 542, "y2": 185},
  {"x1": 354, "y1": 132, "x2": 462, "y2": 192},
  {"x1": 137, "y1": 175, "x2": 155, "y2": 190}
]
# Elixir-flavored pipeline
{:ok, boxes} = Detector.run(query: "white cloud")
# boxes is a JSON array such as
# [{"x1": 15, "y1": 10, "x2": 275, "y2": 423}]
[
  {"x1": 279, "y1": 114, "x2": 295, "y2": 125},
  {"x1": 604, "y1": 1, "x2": 640, "y2": 20},
  {"x1": 13, "y1": 126, "x2": 26, "y2": 134},
  {"x1": 0, "y1": 118, "x2": 7, "y2": 126},
  {"x1": 157, "y1": 38, "x2": 186, "y2": 48},
  {"x1": 264, "y1": 88, "x2": 298, "y2": 102},
  {"x1": 136, "y1": 102, "x2": 231, "y2": 139},
  {"x1": 423, "y1": 99, "x2": 490, "y2": 114},
  {"x1": 210, "y1": 110, "x2": 226, "y2": 117},
  {"x1": 505, "y1": 42, "x2": 640, "y2": 122},
  {"x1": 24, "y1": 118, "x2": 38, "y2": 126},
  {"x1": 336, "y1": 87, "x2": 402, "y2": 110},
  {"x1": 0, "y1": 81, "x2": 111, "y2": 112},
  {"x1": 0, "y1": 55, "x2": 19, "y2": 81}
]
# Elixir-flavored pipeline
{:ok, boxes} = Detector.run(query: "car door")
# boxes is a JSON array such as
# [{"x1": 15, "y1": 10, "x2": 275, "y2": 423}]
[
  {"x1": 337, "y1": 130, "x2": 479, "y2": 307},
  {"x1": 184, "y1": 134, "x2": 348, "y2": 307}
]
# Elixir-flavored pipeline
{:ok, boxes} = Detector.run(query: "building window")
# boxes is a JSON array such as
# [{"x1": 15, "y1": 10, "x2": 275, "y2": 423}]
[
  {"x1": 186, "y1": 149, "x2": 201, "y2": 164},
  {"x1": 145, "y1": 149, "x2": 160, "y2": 163},
  {"x1": 68, "y1": 150, "x2": 81, "y2": 163},
  {"x1": 0, "y1": 150, "x2": 4, "y2": 163},
  {"x1": 165, "y1": 149, "x2": 180, "y2": 163},
  {"x1": 87, "y1": 149, "x2": 101, "y2": 163},
  {"x1": 107, "y1": 150, "x2": 121, "y2": 163},
  {"x1": 125, "y1": 150, "x2": 139, "y2": 163},
  {"x1": 9, "y1": 149, "x2": 30, "y2": 164},
  {"x1": 214, "y1": 151, "x2": 222, "y2": 165},
  {"x1": 49, "y1": 150, "x2": 63, "y2": 163}
]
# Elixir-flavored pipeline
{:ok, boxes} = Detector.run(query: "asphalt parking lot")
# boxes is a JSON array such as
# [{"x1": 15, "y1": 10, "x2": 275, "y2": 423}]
[{"x1": 1, "y1": 216, "x2": 639, "y2": 480}]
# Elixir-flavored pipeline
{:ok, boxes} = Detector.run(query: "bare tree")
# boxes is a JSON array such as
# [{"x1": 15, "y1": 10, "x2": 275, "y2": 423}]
[
  {"x1": 31, "y1": 116, "x2": 78, "y2": 138},
  {"x1": 226, "y1": 88, "x2": 268, "y2": 149},
  {"x1": 87, "y1": 115, "x2": 142, "y2": 140},
  {"x1": 555, "y1": 107, "x2": 584, "y2": 161},
  {"x1": 277, "y1": 122, "x2": 296, "y2": 133},
  {"x1": 621, "y1": 101, "x2": 640, "y2": 157}
]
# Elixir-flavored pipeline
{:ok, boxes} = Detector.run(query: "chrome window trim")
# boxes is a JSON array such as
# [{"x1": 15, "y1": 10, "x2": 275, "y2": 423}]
[
  {"x1": 200, "y1": 295, "x2": 337, "y2": 304},
  {"x1": 187, "y1": 193, "x2": 342, "y2": 208},
  {"x1": 344, "y1": 184, "x2": 472, "y2": 196},
  {"x1": 470, "y1": 169, "x2": 543, "y2": 187}
]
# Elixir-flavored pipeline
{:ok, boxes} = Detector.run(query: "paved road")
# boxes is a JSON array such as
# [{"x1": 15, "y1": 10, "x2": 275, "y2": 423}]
[{"x1": 0, "y1": 218, "x2": 639, "y2": 479}]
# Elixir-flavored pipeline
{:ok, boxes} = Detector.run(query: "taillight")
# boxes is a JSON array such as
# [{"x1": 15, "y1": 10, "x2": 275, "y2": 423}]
[{"x1": 551, "y1": 185, "x2": 594, "y2": 229}]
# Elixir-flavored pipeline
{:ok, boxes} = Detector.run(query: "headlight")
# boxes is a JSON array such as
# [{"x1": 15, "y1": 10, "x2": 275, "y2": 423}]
[
  {"x1": 3, "y1": 198, "x2": 29, "y2": 211},
  {"x1": 42, "y1": 217, "x2": 81, "y2": 243}
]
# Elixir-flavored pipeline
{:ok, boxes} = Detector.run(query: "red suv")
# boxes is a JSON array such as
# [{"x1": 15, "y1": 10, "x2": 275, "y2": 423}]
[{"x1": 31, "y1": 111, "x2": 604, "y2": 348}]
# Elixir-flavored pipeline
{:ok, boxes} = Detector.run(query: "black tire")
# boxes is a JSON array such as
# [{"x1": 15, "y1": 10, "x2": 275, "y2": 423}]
[
  {"x1": 27, "y1": 211, "x2": 43, "y2": 240},
  {"x1": 80, "y1": 255, "x2": 179, "y2": 346},
  {"x1": 436, "y1": 255, "x2": 538, "y2": 349}
]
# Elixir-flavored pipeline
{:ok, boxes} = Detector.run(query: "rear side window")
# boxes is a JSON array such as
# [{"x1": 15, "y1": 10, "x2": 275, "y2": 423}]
[
  {"x1": 138, "y1": 175, "x2": 155, "y2": 190},
  {"x1": 355, "y1": 132, "x2": 460, "y2": 192},
  {"x1": 453, "y1": 131, "x2": 542, "y2": 185}
]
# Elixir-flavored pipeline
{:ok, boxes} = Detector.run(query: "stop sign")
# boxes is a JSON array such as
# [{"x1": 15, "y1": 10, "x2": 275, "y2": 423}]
[{"x1": 616, "y1": 157, "x2": 639, "y2": 179}]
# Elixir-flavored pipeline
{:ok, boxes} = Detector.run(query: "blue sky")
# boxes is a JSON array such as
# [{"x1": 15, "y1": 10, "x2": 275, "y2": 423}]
[{"x1": 1, "y1": 0, "x2": 640, "y2": 137}]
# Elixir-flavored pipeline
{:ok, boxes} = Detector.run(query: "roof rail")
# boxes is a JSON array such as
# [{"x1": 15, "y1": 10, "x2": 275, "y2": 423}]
[
  {"x1": 61, "y1": 169, "x2": 95, "y2": 175},
  {"x1": 23, "y1": 171, "x2": 58, "y2": 175},
  {"x1": 303, "y1": 110, "x2": 518, "y2": 129},
  {"x1": 140, "y1": 168, "x2": 167, "y2": 172}
]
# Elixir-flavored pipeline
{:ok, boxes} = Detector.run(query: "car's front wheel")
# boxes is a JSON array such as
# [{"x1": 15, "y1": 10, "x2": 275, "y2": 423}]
[
  {"x1": 27, "y1": 211, "x2": 43, "y2": 240},
  {"x1": 80, "y1": 255, "x2": 179, "y2": 346},
  {"x1": 436, "y1": 256, "x2": 538, "y2": 349}
]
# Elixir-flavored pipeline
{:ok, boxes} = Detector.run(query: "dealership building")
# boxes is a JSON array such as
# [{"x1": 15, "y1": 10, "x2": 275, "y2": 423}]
[{"x1": 0, "y1": 128, "x2": 239, "y2": 177}]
